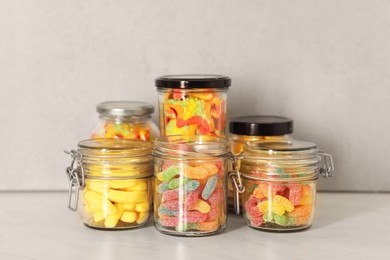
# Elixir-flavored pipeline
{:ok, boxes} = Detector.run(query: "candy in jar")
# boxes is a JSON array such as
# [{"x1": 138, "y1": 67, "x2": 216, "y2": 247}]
[
  {"x1": 91, "y1": 101, "x2": 160, "y2": 141},
  {"x1": 230, "y1": 140, "x2": 334, "y2": 232},
  {"x1": 152, "y1": 135, "x2": 230, "y2": 236},
  {"x1": 65, "y1": 138, "x2": 153, "y2": 229},
  {"x1": 155, "y1": 75, "x2": 230, "y2": 137}
]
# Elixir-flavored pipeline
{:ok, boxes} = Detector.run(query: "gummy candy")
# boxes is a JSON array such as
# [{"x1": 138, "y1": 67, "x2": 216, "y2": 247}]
[
  {"x1": 243, "y1": 182, "x2": 314, "y2": 230},
  {"x1": 82, "y1": 178, "x2": 151, "y2": 229},
  {"x1": 160, "y1": 90, "x2": 226, "y2": 137},
  {"x1": 202, "y1": 175, "x2": 218, "y2": 200},
  {"x1": 155, "y1": 162, "x2": 225, "y2": 234},
  {"x1": 288, "y1": 184, "x2": 302, "y2": 205}
]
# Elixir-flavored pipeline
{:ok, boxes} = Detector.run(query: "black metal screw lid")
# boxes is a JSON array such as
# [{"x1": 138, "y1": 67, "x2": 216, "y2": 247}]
[
  {"x1": 229, "y1": 115, "x2": 293, "y2": 136},
  {"x1": 155, "y1": 74, "x2": 231, "y2": 89}
]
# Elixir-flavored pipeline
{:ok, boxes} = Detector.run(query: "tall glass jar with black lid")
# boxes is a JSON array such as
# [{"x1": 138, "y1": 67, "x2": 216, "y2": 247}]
[{"x1": 155, "y1": 75, "x2": 231, "y2": 137}]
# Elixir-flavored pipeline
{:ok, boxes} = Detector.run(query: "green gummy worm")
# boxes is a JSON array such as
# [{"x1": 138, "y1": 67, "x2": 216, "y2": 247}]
[{"x1": 168, "y1": 177, "x2": 190, "y2": 190}]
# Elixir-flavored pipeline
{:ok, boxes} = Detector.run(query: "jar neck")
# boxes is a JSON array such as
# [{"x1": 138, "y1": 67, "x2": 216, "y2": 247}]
[
  {"x1": 153, "y1": 135, "x2": 230, "y2": 160},
  {"x1": 99, "y1": 114, "x2": 151, "y2": 123}
]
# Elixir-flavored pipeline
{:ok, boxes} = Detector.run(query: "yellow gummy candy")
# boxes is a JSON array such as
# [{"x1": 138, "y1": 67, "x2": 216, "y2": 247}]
[
  {"x1": 84, "y1": 190, "x2": 117, "y2": 215},
  {"x1": 86, "y1": 181, "x2": 108, "y2": 195},
  {"x1": 93, "y1": 210, "x2": 105, "y2": 222},
  {"x1": 104, "y1": 203, "x2": 125, "y2": 228},
  {"x1": 125, "y1": 181, "x2": 148, "y2": 191},
  {"x1": 109, "y1": 180, "x2": 138, "y2": 189},
  {"x1": 123, "y1": 202, "x2": 136, "y2": 211},
  {"x1": 190, "y1": 199, "x2": 211, "y2": 213},
  {"x1": 108, "y1": 189, "x2": 148, "y2": 203},
  {"x1": 273, "y1": 195, "x2": 294, "y2": 213},
  {"x1": 121, "y1": 211, "x2": 137, "y2": 223},
  {"x1": 258, "y1": 200, "x2": 285, "y2": 216},
  {"x1": 135, "y1": 201, "x2": 150, "y2": 213},
  {"x1": 136, "y1": 212, "x2": 149, "y2": 224}
]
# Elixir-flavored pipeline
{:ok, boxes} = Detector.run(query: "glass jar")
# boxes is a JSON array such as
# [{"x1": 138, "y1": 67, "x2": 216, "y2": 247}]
[
  {"x1": 155, "y1": 75, "x2": 230, "y2": 137},
  {"x1": 230, "y1": 140, "x2": 334, "y2": 232},
  {"x1": 228, "y1": 116, "x2": 293, "y2": 209},
  {"x1": 152, "y1": 135, "x2": 230, "y2": 236},
  {"x1": 65, "y1": 138, "x2": 153, "y2": 230},
  {"x1": 90, "y1": 101, "x2": 160, "y2": 141}
]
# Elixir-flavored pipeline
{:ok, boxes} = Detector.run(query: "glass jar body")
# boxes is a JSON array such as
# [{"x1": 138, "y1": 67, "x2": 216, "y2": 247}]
[
  {"x1": 157, "y1": 88, "x2": 228, "y2": 137},
  {"x1": 232, "y1": 139, "x2": 333, "y2": 232},
  {"x1": 91, "y1": 115, "x2": 160, "y2": 141},
  {"x1": 152, "y1": 136, "x2": 230, "y2": 236},
  {"x1": 241, "y1": 178, "x2": 316, "y2": 231},
  {"x1": 80, "y1": 177, "x2": 152, "y2": 229},
  {"x1": 66, "y1": 139, "x2": 154, "y2": 230}
]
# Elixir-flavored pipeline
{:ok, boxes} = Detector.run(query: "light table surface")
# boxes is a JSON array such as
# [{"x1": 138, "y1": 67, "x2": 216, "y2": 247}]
[{"x1": 0, "y1": 192, "x2": 388, "y2": 260}]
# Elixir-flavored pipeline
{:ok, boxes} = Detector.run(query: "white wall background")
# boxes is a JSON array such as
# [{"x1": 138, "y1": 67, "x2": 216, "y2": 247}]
[{"x1": 1, "y1": 0, "x2": 389, "y2": 191}]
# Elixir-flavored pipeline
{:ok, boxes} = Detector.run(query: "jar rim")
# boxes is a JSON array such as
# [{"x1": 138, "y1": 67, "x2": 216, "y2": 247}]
[
  {"x1": 244, "y1": 140, "x2": 318, "y2": 156},
  {"x1": 78, "y1": 138, "x2": 151, "y2": 153}
]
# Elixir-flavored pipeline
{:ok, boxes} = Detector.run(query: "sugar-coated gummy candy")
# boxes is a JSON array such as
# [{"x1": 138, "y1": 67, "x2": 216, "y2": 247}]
[
  {"x1": 201, "y1": 163, "x2": 219, "y2": 176},
  {"x1": 182, "y1": 180, "x2": 200, "y2": 193},
  {"x1": 185, "y1": 166, "x2": 209, "y2": 180},
  {"x1": 189, "y1": 199, "x2": 211, "y2": 214},
  {"x1": 183, "y1": 211, "x2": 207, "y2": 223},
  {"x1": 298, "y1": 185, "x2": 313, "y2": 205},
  {"x1": 288, "y1": 184, "x2": 302, "y2": 205},
  {"x1": 157, "y1": 181, "x2": 170, "y2": 194},
  {"x1": 168, "y1": 176, "x2": 190, "y2": 189},
  {"x1": 156, "y1": 165, "x2": 181, "y2": 181},
  {"x1": 287, "y1": 205, "x2": 311, "y2": 218},
  {"x1": 207, "y1": 188, "x2": 223, "y2": 206},
  {"x1": 202, "y1": 175, "x2": 218, "y2": 200},
  {"x1": 158, "y1": 205, "x2": 178, "y2": 217},
  {"x1": 185, "y1": 188, "x2": 201, "y2": 208},
  {"x1": 206, "y1": 206, "x2": 219, "y2": 221},
  {"x1": 273, "y1": 195, "x2": 294, "y2": 213},
  {"x1": 273, "y1": 214, "x2": 288, "y2": 226},
  {"x1": 162, "y1": 189, "x2": 179, "y2": 202}
]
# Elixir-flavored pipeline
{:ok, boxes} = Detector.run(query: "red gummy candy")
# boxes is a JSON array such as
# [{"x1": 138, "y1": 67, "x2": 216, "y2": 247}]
[
  {"x1": 163, "y1": 200, "x2": 180, "y2": 210},
  {"x1": 159, "y1": 217, "x2": 179, "y2": 227},
  {"x1": 244, "y1": 195, "x2": 263, "y2": 226},
  {"x1": 185, "y1": 188, "x2": 201, "y2": 208},
  {"x1": 162, "y1": 189, "x2": 179, "y2": 202},
  {"x1": 162, "y1": 162, "x2": 175, "y2": 171},
  {"x1": 207, "y1": 188, "x2": 222, "y2": 206},
  {"x1": 250, "y1": 216, "x2": 264, "y2": 227},
  {"x1": 183, "y1": 211, "x2": 207, "y2": 223},
  {"x1": 288, "y1": 184, "x2": 302, "y2": 205},
  {"x1": 206, "y1": 206, "x2": 219, "y2": 221}
]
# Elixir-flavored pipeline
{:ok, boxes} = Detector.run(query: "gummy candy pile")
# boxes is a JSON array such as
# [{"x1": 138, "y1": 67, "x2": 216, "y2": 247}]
[
  {"x1": 244, "y1": 181, "x2": 314, "y2": 230},
  {"x1": 155, "y1": 162, "x2": 225, "y2": 234},
  {"x1": 91, "y1": 122, "x2": 153, "y2": 141},
  {"x1": 161, "y1": 90, "x2": 225, "y2": 137},
  {"x1": 82, "y1": 179, "x2": 151, "y2": 229}
]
